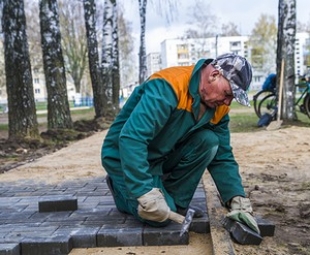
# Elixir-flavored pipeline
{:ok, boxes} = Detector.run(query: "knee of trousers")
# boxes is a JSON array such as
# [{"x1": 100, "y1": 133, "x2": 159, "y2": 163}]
[{"x1": 189, "y1": 129, "x2": 219, "y2": 157}]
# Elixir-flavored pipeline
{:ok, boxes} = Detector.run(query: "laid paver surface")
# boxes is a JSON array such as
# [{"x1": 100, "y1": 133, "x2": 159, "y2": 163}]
[{"x1": 0, "y1": 177, "x2": 209, "y2": 255}]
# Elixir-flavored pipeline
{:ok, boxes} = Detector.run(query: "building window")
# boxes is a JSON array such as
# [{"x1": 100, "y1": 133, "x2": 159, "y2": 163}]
[
  {"x1": 178, "y1": 62, "x2": 189, "y2": 66},
  {"x1": 34, "y1": 78, "x2": 40, "y2": 84},
  {"x1": 177, "y1": 44, "x2": 188, "y2": 51},
  {"x1": 230, "y1": 41, "x2": 241, "y2": 47},
  {"x1": 254, "y1": 76, "x2": 261, "y2": 83},
  {"x1": 178, "y1": 53, "x2": 189, "y2": 59},
  {"x1": 35, "y1": 88, "x2": 40, "y2": 94}
]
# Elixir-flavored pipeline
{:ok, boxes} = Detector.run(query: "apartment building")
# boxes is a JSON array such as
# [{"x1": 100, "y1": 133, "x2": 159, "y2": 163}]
[
  {"x1": 146, "y1": 52, "x2": 161, "y2": 77},
  {"x1": 0, "y1": 63, "x2": 76, "y2": 106},
  {"x1": 160, "y1": 35, "x2": 262, "y2": 88},
  {"x1": 31, "y1": 66, "x2": 76, "y2": 102},
  {"x1": 0, "y1": 39, "x2": 77, "y2": 106},
  {"x1": 295, "y1": 32, "x2": 310, "y2": 78},
  {"x1": 156, "y1": 33, "x2": 310, "y2": 91},
  {"x1": 161, "y1": 36, "x2": 249, "y2": 68}
]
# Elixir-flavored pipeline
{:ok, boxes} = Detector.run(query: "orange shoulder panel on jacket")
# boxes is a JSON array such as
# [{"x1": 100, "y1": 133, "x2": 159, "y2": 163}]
[
  {"x1": 210, "y1": 105, "x2": 230, "y2": 124},
  {"x1": 149, "y1": 66, "x2": 195, "y2": 111}
]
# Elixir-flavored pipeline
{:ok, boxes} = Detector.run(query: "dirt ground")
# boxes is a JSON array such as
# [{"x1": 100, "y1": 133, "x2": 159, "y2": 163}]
[{"x1": 0, "y1": 120, "x2": 310, "y2": 254}]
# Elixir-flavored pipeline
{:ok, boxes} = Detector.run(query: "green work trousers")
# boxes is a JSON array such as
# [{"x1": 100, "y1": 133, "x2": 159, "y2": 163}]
[{"x1": 106, "y1": 129, "x2": 219, "y2": 227}]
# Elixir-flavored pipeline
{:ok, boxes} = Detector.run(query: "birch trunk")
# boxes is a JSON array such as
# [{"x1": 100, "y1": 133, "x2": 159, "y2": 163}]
[
  {"x1": 2, "y1": 0, "x2": 39, "y2": 140},
  {"x1": 138, "y1": 0, "x2": 147, "y2": 84},
  {"x1": 39, "y1": 0, "x2": 73, "y2": 129},
  {"x1": 277, "y1": 0, "x2": 297, "y2": 120},
  {"x1": 83, "y1": 0, "x2": 109, "y2": 118}
]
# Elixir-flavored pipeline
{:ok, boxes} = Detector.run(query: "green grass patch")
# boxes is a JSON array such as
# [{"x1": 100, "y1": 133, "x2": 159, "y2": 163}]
[
  {"x1": 229, "y1": 101, "x2": 246, "y2": 109},
  {"x1": 70, "y1": 107, "x2": 94, "y2": 116},
  {"x1": 36, "y1": 107, "x2": 94, "y2": 118},
  {"x1": 35, "y1": 101, "x2": 75, "y2": 111},
  {"x1": 229, "y1": 100, "x2": 310, "y2": 132},
  {"x1": 2, "y1": 102, "x2": 309, "y2": 135},
  {"x1": 0, "y1": 124, "x2": 8, "y2": 131},
  {"x1": 229, "y1": 111, "x2": 260, "y2": 133},
  {"x1": 229, "y1": 100, "x2": 262, "y2": 132},
  {"x1": 35, "y1": 101, "x2": 47, "y2": 111},
  {"x1": 296, "y1": 111, "x2": 310, "y2": 125}
]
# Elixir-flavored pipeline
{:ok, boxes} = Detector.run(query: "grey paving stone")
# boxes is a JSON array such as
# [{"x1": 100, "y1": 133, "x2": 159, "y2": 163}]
[
  {"x1": 143, "y1": 223, "x2": 189, "y2": 246},
  {"x1": 97, "y1": 225, "x2": 143, "y2": 247},
  {"x1": 222, "y1": 217, "x2": 263, "y2": 245},
  {"x1": 0, "y1": 198, "x2": 22, "y2": 205},
  {"x1": 38, "y1": 196, "x2": 78, "y2": 212},
  {"x1": 256, "y1": 217, "x2": 275, "y2": 237},
  {"x1": 54, "y1": 226, "x2": 100, "y2": 248},
  {"x1": 21, "y1": 235, "x2": 72, "y2": 255},
  {"x1": 190, "y1": 215, "x2": 210, "y2": 233},
  {"x1": 0, "y1": 243, "x2": 20, "y2": 255},
  {"x1": 0, "y1": 177, "x2": 209, "y2": 253},
  {"x1": 4, "y1": 226, "x2": 59, "y2": 243}
]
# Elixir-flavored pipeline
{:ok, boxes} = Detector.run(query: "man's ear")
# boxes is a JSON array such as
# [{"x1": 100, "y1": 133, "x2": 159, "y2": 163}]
[{"x1": 211, "y1": 69, "x2": 220, "y2": 81}]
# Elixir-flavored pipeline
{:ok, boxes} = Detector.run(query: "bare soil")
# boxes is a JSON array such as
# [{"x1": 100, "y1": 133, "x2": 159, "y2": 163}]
[{"x1": 0, "y1": 114, "x2": 309, "y2": 254}]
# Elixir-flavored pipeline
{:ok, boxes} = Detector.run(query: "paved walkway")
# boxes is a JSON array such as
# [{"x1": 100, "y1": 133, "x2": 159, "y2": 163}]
[{"x1": 0, "y1": 177, "x2": 209, "y2": 255}]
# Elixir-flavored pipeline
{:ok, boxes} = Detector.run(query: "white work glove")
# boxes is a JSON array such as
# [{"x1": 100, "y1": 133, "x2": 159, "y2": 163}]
[
  {"x1": 137, "y1": 188, "x2": 171, "y2": 222},
  {"x1": 226, "y1": 196, "x2": 260, "y2": 234}
]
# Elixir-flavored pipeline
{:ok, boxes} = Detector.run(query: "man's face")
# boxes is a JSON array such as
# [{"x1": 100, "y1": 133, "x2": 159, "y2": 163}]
[{"x1": 199, "y1": 66, "x2": 234, "y2": 109}]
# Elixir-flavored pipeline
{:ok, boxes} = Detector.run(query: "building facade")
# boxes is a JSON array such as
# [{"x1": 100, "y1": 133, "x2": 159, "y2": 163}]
[
  {"x1": 156, "y1": 33, "x2": 310, "y2": 91},
  {"x1": 295, "y1": 32, "x2": 310, "y2": 78},
  {"x1": 146, "y1": 52, "x2": 161, "y2": 78},
  {"x1": 161, "y1": 36, "x2": 249, "y2": 68}
]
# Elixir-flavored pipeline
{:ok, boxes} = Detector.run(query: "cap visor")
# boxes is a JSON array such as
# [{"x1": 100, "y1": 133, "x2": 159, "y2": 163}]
[{"x1": 231, "y1": 83, "x2": 250, "y2": 107}]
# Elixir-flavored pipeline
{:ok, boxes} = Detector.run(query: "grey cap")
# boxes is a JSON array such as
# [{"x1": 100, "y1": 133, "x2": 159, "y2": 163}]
[{"x1": 211, "y1": 53, "x2": 252, "y2": 107}]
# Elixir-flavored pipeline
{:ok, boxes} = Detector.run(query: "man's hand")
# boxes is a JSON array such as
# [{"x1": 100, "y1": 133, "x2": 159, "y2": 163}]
[
  {"x1": 137, "y1": 188, "x2": 171, "y2": 222},
  {"x1": 226, "y1": 196, "x2": 260, "y2": 234}
]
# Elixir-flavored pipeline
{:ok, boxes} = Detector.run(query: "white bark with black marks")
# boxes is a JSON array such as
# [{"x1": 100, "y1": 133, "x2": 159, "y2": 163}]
[
  {"x1": 2, "y1": 0, "x2": 39, "y2": 140},
  {"x1": 39, "y1": 0, "x2": 73, "y2": 129},
  {"x1": 277, "y1": 0, "x2": 296, "y2": 120}
]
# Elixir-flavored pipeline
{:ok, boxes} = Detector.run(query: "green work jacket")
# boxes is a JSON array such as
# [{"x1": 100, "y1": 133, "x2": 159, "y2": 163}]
[{"x1": 101, "y1": 58, "x2": 245, "y2": 204}]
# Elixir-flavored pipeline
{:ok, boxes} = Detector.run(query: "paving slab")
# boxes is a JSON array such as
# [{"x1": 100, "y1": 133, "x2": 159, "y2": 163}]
[
  {"x1": 0, "y1": 243, "x2": 20, "y2": 255},
  {"x1": 0, "y1": 177, "x2": 210, "y2": 255},
  {"x1": 38, "y1": 197, "x2": 78, "y2": 212},
  {"x1": 222, "y1": 217, "x2": 263, "y2": 245}
]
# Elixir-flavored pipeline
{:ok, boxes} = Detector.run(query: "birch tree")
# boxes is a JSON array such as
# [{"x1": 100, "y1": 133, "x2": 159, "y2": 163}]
[
  {"x1": 101, "y1": 0, "x2": 113, "y2": 104},
  {"x1": 0, "y1": 42, "x2": 6, "y2": 97},
  {"x1": 183, "y1": 0, "x2": 218, "y2": 39},
  {"x1": 277, "y1": 0, "x2": 296, "y2": 120},
  {"x1": 138, "y1": 0, "x2": 147, "y2": 84},
  {"x1": 221, "y1": 22, "x2": 241, "y2": 36},
  {"x1": 2, "y1": 0, "x2": 39, "y2": 140},
  {"x1": 110, "y1": 0, "x2": 120, "y2": 108},
  {"x1": 25, "y1": 2, "x2": 43, "y2": 73},
  {"x1": 137, "y1": 0, "x2": 178, "y2": 84},
  {"x1": 118, "y1": 9, "x2": 136, "y2": 91},
  {"x1": 83, "y1": 0, "x2": 109, "y2": 119},
  {"x1": 0, "y1": 2, "x2": 6, "y2": 95},
  {"x1": 101, "y1": 0, "x2": 120, "y2": 110},
  {"x1": 249, "y1": 14, "x2": 277, "y2": 74},
  {"x1": 58, "y1": 0, "x2": 88, "y2": 94},
  {"x1": 39, "y1": 0, "x2": 73, "y2": 129}
]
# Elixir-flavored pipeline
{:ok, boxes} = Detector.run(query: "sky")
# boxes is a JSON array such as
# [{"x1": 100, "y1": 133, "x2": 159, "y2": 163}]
[{"x1": 121, "y1": 0, "x2": 310, "y2": 54}]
